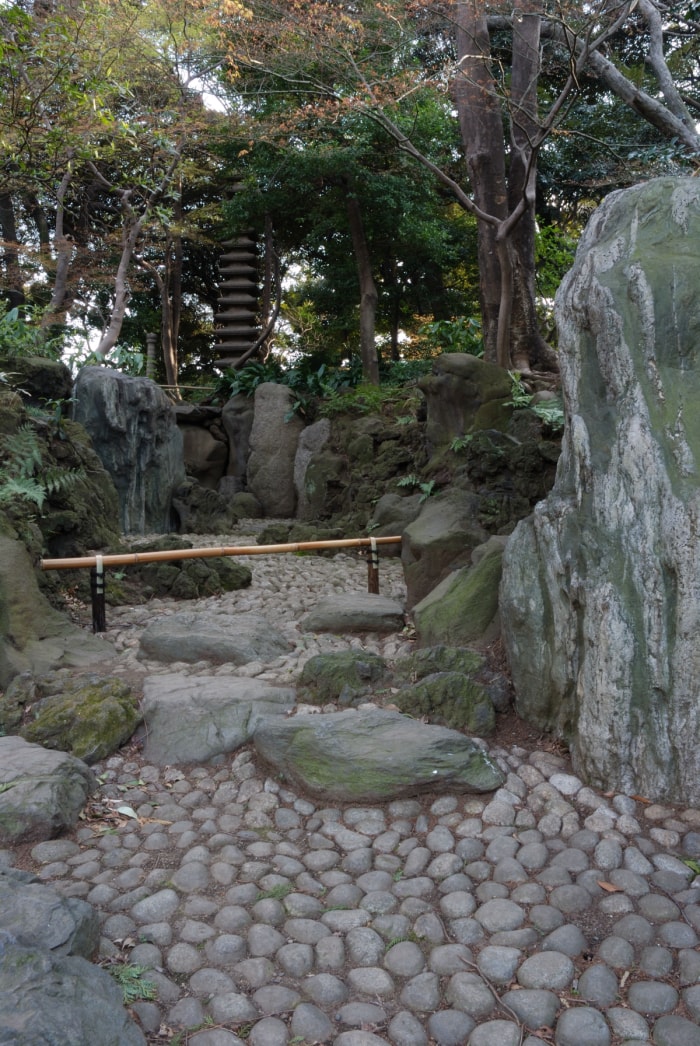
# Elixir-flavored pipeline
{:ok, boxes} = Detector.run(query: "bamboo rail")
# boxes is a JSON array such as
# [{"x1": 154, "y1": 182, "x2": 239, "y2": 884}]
[
  {"x1": 40, "y1": 536, "x2": 402, "y2": 633},
  {"x1": 40, "y1": 536, "x2": 401, "y2": 571}
]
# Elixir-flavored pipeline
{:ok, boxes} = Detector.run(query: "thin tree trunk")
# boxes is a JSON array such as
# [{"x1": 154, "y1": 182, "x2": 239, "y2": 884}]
[
  {"x1": 346, "y1": 191, "x2": 379, "y2": 385},
  {"x1": 42, "y1": 160, "x2": 75, "y2": 327},
  {"x1": 0, "y1": 192, "x2": 24, "y2": 308}
]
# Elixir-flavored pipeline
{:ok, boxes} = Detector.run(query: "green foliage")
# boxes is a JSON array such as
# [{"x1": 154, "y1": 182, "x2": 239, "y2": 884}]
[
  {"x1": 535, "y1": 226, "x2": 577, "y2": 301},
  {"x1": 508, "y1": 373, "x2": 565, "y2": 432},
  {"x1": 397, "y1": 474, "x2": 436, "y2": 502},
  {"x1": 416, "y1": 316, "x2": 484, "y2": 357},
  {"x1": 0, "y1": 303, "x2": 62, "y2": 360},
  {"x1": 0, "y1": 424, "x2": 86, "y2": 512},
  {"x1": 450, "y1": 434, "x2": 474, "y2": 453},
  {"x1": 106, "y1": 963, "x2": 157, "y2": 1005}
]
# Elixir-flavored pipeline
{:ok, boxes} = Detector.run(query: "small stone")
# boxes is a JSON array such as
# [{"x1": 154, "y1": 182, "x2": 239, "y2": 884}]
[
  {"x1": 474, "y1": 899, "x2": 525, "y2": 932},
  {"x1": 500, "y1": 989, "x2": 559, "y2": 1031},
  {"x1": 347, "y1": 966, "x2": 396, "y2": 997},
  {"x1": 577, "y1": 964, "x2": 619, "y2": 1006},
  {"x1": 387, "y1": 1011, "x2": 428, "y2": 1046},
  {"x1": 651, "y1": 1015, "x2": 700, "y2": 1046},
  {"x1": 444, "y1": 972, "x2": 496, "y2": 1018},
  {"x1": 248, "y1": 1017, "x2": 288, "y2": 1046},
  {"x1": 476, "y1": 946, "x2": 521, "y2": 984},
  {"x1": 469, "y1": 1021, "x2": 522, "y2": 1046},
  {"x1": 290, "y1": 1003, "x2": 334, "y2": 1044},
  {"x1": 517, "y1": 952, "x2": 575, "y2": 990},
  {"x1": 426, "y1": 1010, "x2": 475, "y2": 1046},
  {"x1": 554, "y1": 1006, "x2": 611, "y2": 1046},
  {"x1": 627, "y1": 980, "x2": 679, "y2": 1015}
]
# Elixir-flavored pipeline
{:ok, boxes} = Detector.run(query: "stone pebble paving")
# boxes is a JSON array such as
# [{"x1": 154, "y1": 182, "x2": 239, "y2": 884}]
[{"x1": 5, "y1": 532, "x2": 700, "y2": 1046}]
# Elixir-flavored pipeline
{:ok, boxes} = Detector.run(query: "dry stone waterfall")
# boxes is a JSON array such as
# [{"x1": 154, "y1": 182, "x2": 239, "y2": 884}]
[{"x1": 500, "y1": 177, "x2": 700, "y2": 805}]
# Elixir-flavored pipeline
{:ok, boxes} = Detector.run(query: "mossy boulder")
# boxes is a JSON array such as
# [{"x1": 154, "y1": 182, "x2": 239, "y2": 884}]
[
  {"x1": 418, "y1": 353, "x2": 513, "y2": 450},
  {"x1": 257, "y1": 522, "x2": 293, "y2": 545},
  {"x1": 401, "y1": 489, "x2": 489, "y2": 608},
  {"x1": 253, "y1": 707, "x2": 505, "y2": 800},
  {"x1": 111, "y1": 537, "x2": 252, "y2": 602},
  {"x1": 171, "y1": 479, "x2": 240, "y2": 534},
  {"x1": 298, "y1": 650, "x2": 388, "y2": 705},
  {"x1": 393, "y1": 671, "x2": 496, "y2": 736},
  {"x1": 412, "y1": 544, "x2": 503, "y2": 647},
  {"x1": 16, "y1": 676, "x2": 141, "y2": 764},
  {"x1": 393, "y1": 645, "x2": 486, "y2": 682}
]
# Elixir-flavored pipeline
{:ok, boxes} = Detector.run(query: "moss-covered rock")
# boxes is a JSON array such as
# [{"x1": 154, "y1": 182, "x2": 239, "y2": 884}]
[
  {"x1": 257, "y1": 522, "x2": 292, "y2": 545},
  {"x1": 393, "y1": 645, "x2": 486, "y2": 683},
  {"x1": 394, "y1": 671, "x2": 496, "y2": 736},
  {"x1": 298, "y1": 650, "x2": 388, "y2": 705},
  {"x1": 17, "y1": 676, "x2": 141, "y2": 764},
  {"x1": 412, "y1": 545, "x2": 503, "y2": 646}
]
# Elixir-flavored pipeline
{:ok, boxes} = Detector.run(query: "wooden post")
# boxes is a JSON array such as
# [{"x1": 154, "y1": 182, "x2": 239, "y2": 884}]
[
  {"x1": 90, "y1": 555, "x2": 106, "y2": 633},
  {"x1": 367, "y1": 536, "x2": 379, "y2": 594}
]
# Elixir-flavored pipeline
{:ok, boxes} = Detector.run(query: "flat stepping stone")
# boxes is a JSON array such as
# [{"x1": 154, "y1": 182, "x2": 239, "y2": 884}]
[
  {"x1": 253, "y1": 707, "x2": 505, "y2": 801},
  {"x1": 300, "y1": 593, "x2": 405, "y2": 633},
  {"x1": 141, "y1": 674, "x2": 295, "y2": 764},
  {"x1": 137, "y1": 611, "x2": 292, "y2": 664}
]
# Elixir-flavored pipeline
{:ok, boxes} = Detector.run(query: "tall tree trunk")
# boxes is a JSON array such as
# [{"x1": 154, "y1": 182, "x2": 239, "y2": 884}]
[
  {"x1": 452, "y1": 1, "x2": 508, "y2": 363},
  {"x1": 452, "y1": 0, "x2": 557, "y2": 372},
  {"x1": 507, "y1": 3, "x2": 558, "y2": 372},
  {"x1": 346, "y1": 191, "x2": 379, "y2": 385}
]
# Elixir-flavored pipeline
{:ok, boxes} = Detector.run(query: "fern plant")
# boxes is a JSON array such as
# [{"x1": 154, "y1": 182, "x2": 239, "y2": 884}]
[{"x1": 0, "y1": 424, "x2": 85, "y2": 512}]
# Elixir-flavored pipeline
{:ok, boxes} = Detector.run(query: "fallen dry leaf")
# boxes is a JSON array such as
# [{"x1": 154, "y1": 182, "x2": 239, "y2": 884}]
[{"x1": 597, "y1": 880, "x2": 623, "y2": 892}]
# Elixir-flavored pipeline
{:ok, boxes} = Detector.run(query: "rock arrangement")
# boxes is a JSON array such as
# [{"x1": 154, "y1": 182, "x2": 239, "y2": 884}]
[{"x1": 1, "y1": 533, "x2": 699, "y2": 1046}]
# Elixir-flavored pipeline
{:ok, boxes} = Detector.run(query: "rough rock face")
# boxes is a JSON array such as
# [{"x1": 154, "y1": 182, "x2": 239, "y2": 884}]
[
  {"x1": 11, "y1": 676, "x2": 141, "y2": 765},
  {"x1": 417, "y1": 353, "x2": 512, "y2": 450},
  {"x1": 0, "y1": 868, "x2": 145, "y2": 1046},
  {"x1": 294, "y1": 418, "x2": 332, "y2": 520},
  {"x1": 500, "y1": 177, "x2": 700, "y2": 805},
  {"x1": 0, "y1": 535, "x2": 113, "y2": 688},
  {"x1": 0, "y1": 736, "x2": 97, "y2": 844},
  {"x1": 247, "y1": 382, "x2": 304, "y2": 516},
  {"x1": 73, "y1": 366, "x2": 185, "y2": 534},
  {"x1": 221, "y1": 393, "x2": 255, "y2": 494},
  {"x1": 401, "y1": 489, "x2": 489, "y2": 608},
  {"x1": 140, "y1": 674, "x2": 295, "y2": 764}
]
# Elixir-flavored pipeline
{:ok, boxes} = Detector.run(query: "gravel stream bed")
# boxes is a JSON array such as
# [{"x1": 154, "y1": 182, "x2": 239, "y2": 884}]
[{"x1": 6, "y1": 532, "x2": 700, "y2": 1046}]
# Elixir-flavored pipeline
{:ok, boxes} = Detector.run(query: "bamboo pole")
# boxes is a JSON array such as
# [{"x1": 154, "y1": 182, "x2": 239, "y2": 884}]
[{"x1": 41, "y1": 535, "x2": 402, "y2": 571}]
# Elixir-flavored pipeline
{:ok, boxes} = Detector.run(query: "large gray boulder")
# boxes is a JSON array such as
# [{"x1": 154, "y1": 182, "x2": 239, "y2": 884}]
[
  {"x1": 221, "y1": 393, "x2": 255, "y2": 494},
  {"x1": 0, "y1": 942, "x2": 146, "y2": 1046},
  {"x1": 294, "y1": 418, "x2": 332, "y2": 520},
  {"x1": 247, "y1": 382, "x2": 305, "y2": 516},
  {"x1": 0, "y1": 867, "x2": 99, "y2": 958},
  {"x1": 73, "y1": 366, "x2": 185, "y2": 534},
  {"x1": 253, "y1": 707, "x2": 505, "y2": 801},
  {"x1": 138, "y1": 610, "x2": 292, "y2": 664},
  {"x1": 0, "y1": 535, "x2": 114, "y2": 689},
  {"x1": 401, "y1": 489, "x2": 489, "y2": 608},
  {"x1": 0, "y1": 736, "x2": 97, "y2": 844},
  {"x1": 0, "y1": 870, "x2": 145, "y2": 1044},
  {"x1": 500, "y1": 177, "x2": 700, "y2": 806},
  {"x1": 417, "y1": 353, "x2": 512, "y2": 451},
  {"x1": 140, "y1": 673, "x2": 295, "y2": 764}
]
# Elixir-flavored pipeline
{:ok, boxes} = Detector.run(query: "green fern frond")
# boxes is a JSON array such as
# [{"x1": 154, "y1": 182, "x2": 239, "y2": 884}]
[
  {"x1": 0, "y1": 475, "x2": 46, "y2": 509},
  {"x1": 40, "y1": 465, "x2": 87, "y2": 496}
]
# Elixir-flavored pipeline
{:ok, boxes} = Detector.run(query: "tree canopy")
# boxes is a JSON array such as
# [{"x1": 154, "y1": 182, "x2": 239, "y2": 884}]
[{"x1": 1, "y1": 0, "x2": 698, "y2": 387}]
